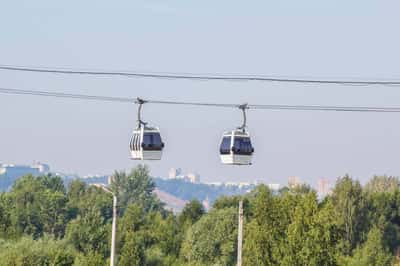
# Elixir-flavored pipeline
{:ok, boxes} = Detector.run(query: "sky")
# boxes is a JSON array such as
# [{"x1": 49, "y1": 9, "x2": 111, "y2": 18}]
[{"x1": 1, "y1": 1, "x2": 400, "y2": 185}]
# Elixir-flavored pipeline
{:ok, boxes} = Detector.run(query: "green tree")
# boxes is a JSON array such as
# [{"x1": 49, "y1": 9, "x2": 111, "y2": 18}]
[
  {"x1": 330, "y1": 175, "x2": 367, "y2": 254},
  {"x1": 73, "y1": 251, "x2": 105, "y2": 266},
  {"x1": 181, "y1": 208, "x2": 237, "y2": 266},
  {"x1": 118, "y1": 204, "x2": 181, "y2": 265},
  {"x1": 119, "y1": 231, "x2": 145, "y2": 266},
  {"x1": 65, "y1": 207, "x2": 109, "y2": 257},
  {"x1": 110, "y1": 165, "x2": 164, "y2": 213},
  {"x1": 0, "y1": 193, "x2": 13, "y2": 238},
  {"x1": 0, "y1": 236, "x2": 76, "y2": 266},
  {"x1": 343, "y1": 227, "x2": 393, "y2": 266},
  {"x1": 363, "y1": 189, "x2": 400, "y2": 253},
  {"x1": 37, "y1": 174, "x2": 66, "y2": 194},
  {"x1": 243, "y1": 185, "x2": 282, "y2": 266},
  {"x1": 243, "y1": 185, "x2": 339, "y2": 266},
  {"x1": 283, "y1": 193, "x2": 338, "y2": 266},
  {"x1": 212, "y1": 195, "x2": 251, "y2": 214},
  {"x1": 289, "y1": 183, "x2": 313, "y2": 195},
  {"x1": 178, "y1": 199, "x2": 205, "y2": 227},
  {"x1": 66, "y1": 180, "x2": 87, "y2": 219},
  {"x1": 364, "y1": 175, "x2": 400, "y2": 194},
  {"x1": 7, "y1": 174, "x2": 68, "y2": 238}
]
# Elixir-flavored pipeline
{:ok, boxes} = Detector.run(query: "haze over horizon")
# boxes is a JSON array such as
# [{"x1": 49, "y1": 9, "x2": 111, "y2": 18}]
[{"x1": 1, "y1": 1, "x2": 400, "y2": 184}]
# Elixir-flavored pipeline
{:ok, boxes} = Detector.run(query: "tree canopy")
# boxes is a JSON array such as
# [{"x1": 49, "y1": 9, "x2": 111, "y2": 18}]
[{"x1": 1, "y1": 170, "x2": 400, "y2": 265}]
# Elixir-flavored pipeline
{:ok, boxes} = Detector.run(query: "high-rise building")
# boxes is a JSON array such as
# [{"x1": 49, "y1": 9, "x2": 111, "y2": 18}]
[
  {"x1": 288, "y1": 176, "x2": 301, "y2": 188},
  {"x1": 187, "y1": 173, "x2": 200, "y2": 183},
  {"x1": 168, "y1": 168, "x2": 182, "y2": 179},
  {"x1": 317, "y1": 178, "x2": 331, "y2": 196},
  {"x1": 168, "y1": 168, "x2": 200, "y2": 184}
]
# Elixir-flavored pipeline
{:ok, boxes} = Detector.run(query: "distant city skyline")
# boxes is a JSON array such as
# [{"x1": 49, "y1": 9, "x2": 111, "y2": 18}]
[
  {"x1": 1, "y1": 160, "x2": 331, "y2": 189},
  {"x1": 0, "y1": 160, "x2": 341, "y2": 200}
]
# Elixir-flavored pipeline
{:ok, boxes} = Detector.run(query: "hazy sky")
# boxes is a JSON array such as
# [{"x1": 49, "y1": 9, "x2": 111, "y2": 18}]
[{"x1": 1, "y1": 1, "x2": 400, "y2": 185}]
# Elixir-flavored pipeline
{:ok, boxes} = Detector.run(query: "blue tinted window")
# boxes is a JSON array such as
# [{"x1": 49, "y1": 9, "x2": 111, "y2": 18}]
[
  {"x1": 142, "y1": 133, "x2": 163, "y2": 150},
  {"x1": 233, "y1": 137, "x2": 253, "y2": 155},
  {"x1": 219, "y1": 136, "x2": 231, "y2": 154}
]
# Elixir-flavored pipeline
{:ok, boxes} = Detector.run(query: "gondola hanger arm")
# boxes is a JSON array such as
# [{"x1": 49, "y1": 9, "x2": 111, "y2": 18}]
[
  {"x1": 136, "y1": 97, "x2": 148, "y2": 127},
  {"x1": 237, "y1": 103, "x2": 249, "y2": 131}
]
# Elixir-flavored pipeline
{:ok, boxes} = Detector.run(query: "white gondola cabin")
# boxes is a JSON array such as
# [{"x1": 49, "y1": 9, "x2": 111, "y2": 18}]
[
  {"x1": 219, "y1": 129, "x2": 254, "y2": 165},
  {"x1": 130, "y1": 126, "x2": 164, "y2": 160},
  {"x1": 130, "y1": 98, "x2": 164, "y2": 160},
  {"x1": 219, "y1": 104, "x2": 254, "y2": 165}
]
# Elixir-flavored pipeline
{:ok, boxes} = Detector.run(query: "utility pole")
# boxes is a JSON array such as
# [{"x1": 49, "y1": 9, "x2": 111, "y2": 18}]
[
  {"x1": 110, "y1": 193, "x2": 117, "y2": 266},
  {"x1": 237, "y1": 200, "x2": 243, "y2": 266},
  {"x1": 93, "y1": 184, "x2": 117, "y2": 266}
]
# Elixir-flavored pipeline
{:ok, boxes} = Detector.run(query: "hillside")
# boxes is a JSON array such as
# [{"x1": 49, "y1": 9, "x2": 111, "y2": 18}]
[{"x1": 153, "y1": 177, "x2": 252, "y2": 205}]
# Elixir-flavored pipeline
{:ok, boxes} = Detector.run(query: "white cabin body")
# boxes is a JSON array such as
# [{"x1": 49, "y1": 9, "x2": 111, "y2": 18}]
[
  {"x1": 219, "y1": 129, "x2": 254, "y2": 165},
  {"x1": 130, "y1": 126, "x2": 164, "y2": 160}
]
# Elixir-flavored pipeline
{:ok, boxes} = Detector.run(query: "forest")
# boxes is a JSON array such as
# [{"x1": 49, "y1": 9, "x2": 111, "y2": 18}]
[{"x1": 0, "y1": 165, "x2": 400, "y2": 265}]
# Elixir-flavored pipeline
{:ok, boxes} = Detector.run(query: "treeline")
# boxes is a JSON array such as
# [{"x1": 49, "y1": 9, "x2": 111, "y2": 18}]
[{"x1": 1, "y1": 167, "x2": 400, "y2": 265}]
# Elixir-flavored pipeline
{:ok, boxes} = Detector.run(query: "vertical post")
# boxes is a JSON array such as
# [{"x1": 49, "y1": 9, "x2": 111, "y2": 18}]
[
  {"x1": 110, "y1": 194, "x2": 117, "y2": 266},
  {"x1": 237, "y1": 200, "x2": 243, "y2": 266}
]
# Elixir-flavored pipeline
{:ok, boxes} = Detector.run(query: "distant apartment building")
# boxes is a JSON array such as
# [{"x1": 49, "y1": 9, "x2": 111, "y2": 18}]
[
  {"x1": 168, "y1": 168, "x2": 200, "y2": 183},
  {"x1": 187, "y1": 173, "x2": 200, "y2": 183},
  {"x1": 288, "y1": 176, "x2": 301, "y2": 188},
  {"x1": 317, "y1": 178, "x2": 331, "y2": 197},
  {"x1": 168, "y1": 168, "x2": 182, "y2": 179}
]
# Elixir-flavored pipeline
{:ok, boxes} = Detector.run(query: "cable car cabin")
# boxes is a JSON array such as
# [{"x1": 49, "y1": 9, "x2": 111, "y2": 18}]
[
  {"x1": 219, "y1": 130, "x2": 254, "y2": 165},
  {"x1": 130, "y1": 126, "x2": 164, "y2": 160}
]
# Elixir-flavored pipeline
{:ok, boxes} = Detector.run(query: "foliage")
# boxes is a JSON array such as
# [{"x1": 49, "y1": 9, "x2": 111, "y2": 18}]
[
  {"x1": 111, "y1": 165, "x2": 164, "y2": 213},
  {"x1": 0, "y1": 236, "x2": 76, "y2": 266},
  {"x1": 73, "y1": 251, "x2": 105, "y2": 266},
  {"x1": 364, "y1": 175, "x2": 400, "y2": 194},
  {"x1": 65, "y1": 208, "x2": 109, "y2": 256},
  {"x1": 1, "y1": 169, "x2": 400, "y2": 265},
  {"x1": 282, "y1": 193, "x2": 339, "y2": 265},
  {"x1": 331, "y1": 175, "x2": 367, "y2": 254},
  {"x1": 242, "y1": 185, "x2": 281, "y2": 265},
  {"x1": 240, "y1": 185, "x2": 339, "y2": 266},
  {"x1": 181, "y1": 208, "x2": 237, "y2": 265},
  {"x1": 119, "y1": 231, "x2": 145, "y2": 266},
  {"x1": 2, "y1": 174, "x2": 68, "y2": 239},
  {"x1": 178, "y1": 199, "x2": 205, "y2": 227},
  {"x1": 342, "y1": 227, "x2": 393, "y2": 266}
]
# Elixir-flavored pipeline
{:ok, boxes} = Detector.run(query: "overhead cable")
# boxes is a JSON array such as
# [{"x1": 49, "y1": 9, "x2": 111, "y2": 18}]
[
  {"x1": 1, "y1": 64, "x2": 400, "y2": 86},
  {"x1": 0, "y1": 87, "x2": 133, "y2": 103},
  {"x1": 1, "y1": 87, "x2": 400, "y2": 113}
]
